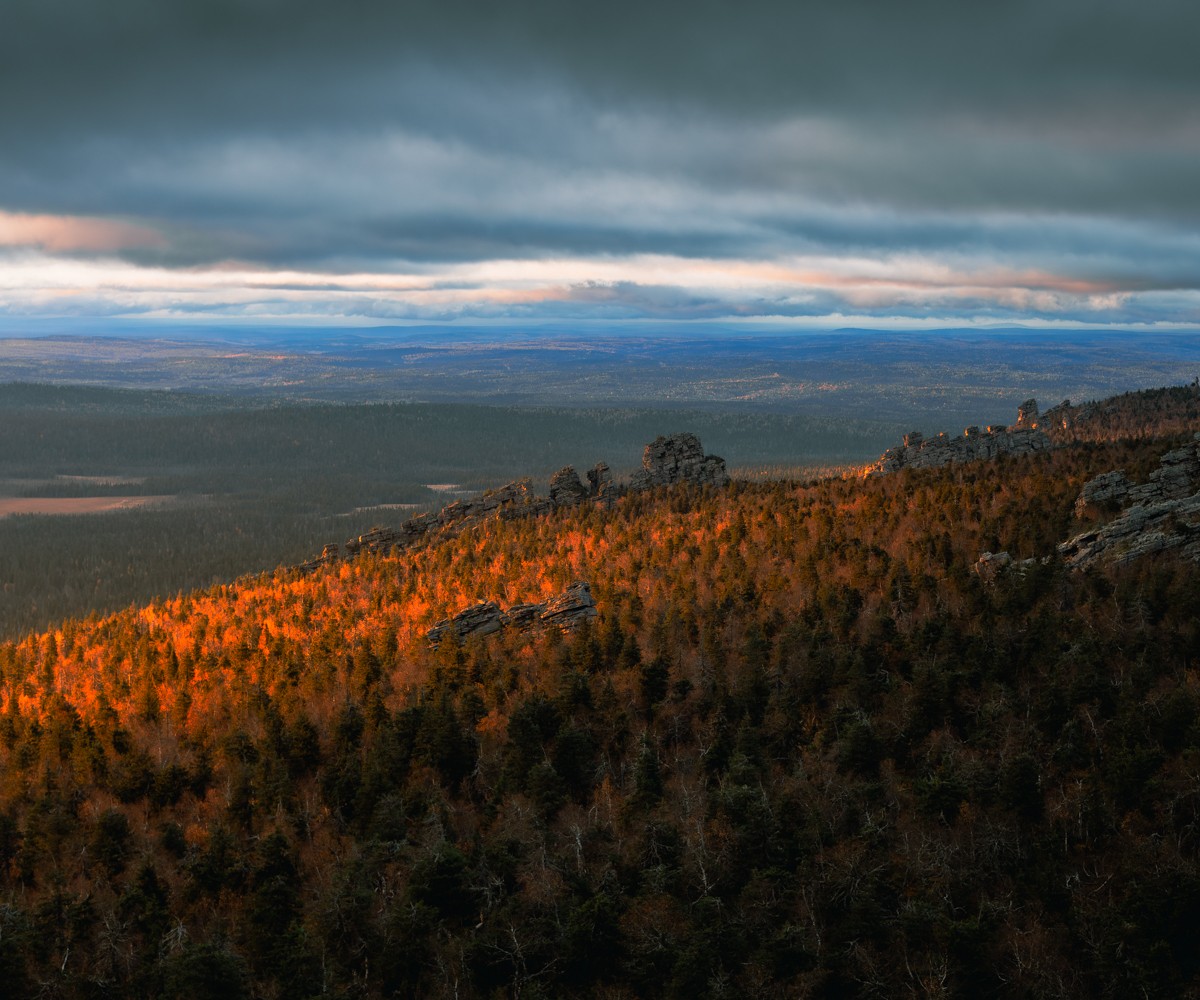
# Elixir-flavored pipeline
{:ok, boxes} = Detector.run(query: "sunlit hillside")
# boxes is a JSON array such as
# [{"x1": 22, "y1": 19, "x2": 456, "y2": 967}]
[{"x1": 1, "y1": 411, "x2": 1198, "y2": 997}]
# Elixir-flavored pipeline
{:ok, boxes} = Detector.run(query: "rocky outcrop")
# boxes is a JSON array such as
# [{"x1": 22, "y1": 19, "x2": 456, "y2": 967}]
[
  {"x1": 1060, "y1": 433, "x2": 1200, "y2": 569},
  {"x1": 864, "y1": 401, "x2": 1051, "y2": 477},
  {"x1": 549, "y1": 466, "x2": 589, "y2": 506},
  {"x1": 302, "y1": 433, "x2": 727, "y2": 570},
  {"x1": 428, "y1": 581, "x2": 598, "y2": 646},
  {"x1": 587, "y1": 462, "x2": 614, "y2": 504},
  {"x1": 1073, "y1": 470, "x2": 1134, "y2": 516},
  {"x1": 539, "y1": 581, "x2": 600, "y2": 631},
  {"x1": 630, "y1": 433, "x2": 729, "y2": 490},
  {"x1": 426, "y1": 601, "x2": 506, "y2": 645},
  {"x1": 973, "y1": 550, "x2": 1038, "y2": 583}
]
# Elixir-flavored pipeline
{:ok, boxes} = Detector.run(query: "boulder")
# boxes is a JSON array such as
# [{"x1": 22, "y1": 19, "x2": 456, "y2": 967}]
[
  {"x1": 973, "y1": 550, "x2": 1012, "y2": 582},
  {"x1": 974, "y1": 550, "x2": 1038, "y2": 583}
]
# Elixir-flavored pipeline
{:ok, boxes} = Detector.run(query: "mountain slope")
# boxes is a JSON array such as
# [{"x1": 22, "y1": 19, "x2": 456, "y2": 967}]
[{"x1": 0, "y1": 427, "x2": 1198, "y2": 997}]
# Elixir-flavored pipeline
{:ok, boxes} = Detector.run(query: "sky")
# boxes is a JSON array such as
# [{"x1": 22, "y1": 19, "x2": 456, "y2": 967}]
[{"x1": 2, "y1": 0, "x2": 1200, "y2": 330}]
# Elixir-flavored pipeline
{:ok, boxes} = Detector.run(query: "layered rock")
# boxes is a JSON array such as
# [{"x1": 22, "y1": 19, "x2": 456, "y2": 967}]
[
  {"x1": 864, "y1": 401, "x2": 1051, "y2": 477},
  {"x1": 539, "y1": 581, "x2": 600, "y2": 631},
  {"x1": 1060, "y1": 433, "x2": 1200, "y2": 569},
  {"x1": 426, "y1": 601, "x2": 506, "y2": 645},
  {"x1": 428, "y1": 581, "x2": 598, "y2": 646},
  {"x1": 630, "y1": 433, "x2": 729, "y2": 489},
  {"x1": 1073, "y1": 470, "x2": 1134, "y2": 516}
]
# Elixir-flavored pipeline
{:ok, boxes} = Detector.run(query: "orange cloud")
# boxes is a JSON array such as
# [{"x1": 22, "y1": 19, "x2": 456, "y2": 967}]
[{"x1": 0, "y1": 211, "x2": 165, "y2": 253}]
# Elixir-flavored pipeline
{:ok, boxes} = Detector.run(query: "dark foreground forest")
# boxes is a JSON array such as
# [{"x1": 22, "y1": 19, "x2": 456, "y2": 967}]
[{"x1": 0, "y1": 405, "x2": 1199, "y2": 997}]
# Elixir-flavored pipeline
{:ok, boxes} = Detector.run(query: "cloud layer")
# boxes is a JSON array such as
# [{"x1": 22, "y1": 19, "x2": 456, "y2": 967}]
[{"x1": 2, "y1": 1, "x2": 1199, "y2": 326}]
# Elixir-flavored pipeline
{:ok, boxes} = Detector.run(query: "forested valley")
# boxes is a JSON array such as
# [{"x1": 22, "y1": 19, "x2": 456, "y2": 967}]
[{"x1": 0, "y1": 400, "x2": 1198, "y2": 997}]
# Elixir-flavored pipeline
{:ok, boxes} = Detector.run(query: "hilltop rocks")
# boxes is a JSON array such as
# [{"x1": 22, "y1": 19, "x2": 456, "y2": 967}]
[
  {"x1": 549, "y1": 466, "x2": 589, "y2": 506},
  {"x1": 428, "y1": 581, "x2": 598, "y2": 646},
  {"x1": 1060, "y1": 433, "x2": 1200, "y2": 569},
  {"x1": 630, "y1": 433, "x2": 729, "y2": 490},
  {"x1": 864, "y1": 401, "x2": 1051, "y2": 477},
  {"x1": 438, "y1": 479, "x2": 553, "y2": 525},
  {"x1": 587, "y1": 462, "x2": 614, "y2": 504},
  {"x1": 302, "y1": 433, "x2": 729, "y2": 570}
]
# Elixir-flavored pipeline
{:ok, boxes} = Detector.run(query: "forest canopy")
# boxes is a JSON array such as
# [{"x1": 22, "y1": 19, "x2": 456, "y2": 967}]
[{"x1": 0, "y1": 408, "x2": 1198, "y2": 996}]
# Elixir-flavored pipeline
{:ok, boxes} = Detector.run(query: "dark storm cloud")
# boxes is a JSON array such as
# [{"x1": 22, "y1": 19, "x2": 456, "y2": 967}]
[{"x1": 2, "y1": 0, "x2": 1200, "y2": 323}]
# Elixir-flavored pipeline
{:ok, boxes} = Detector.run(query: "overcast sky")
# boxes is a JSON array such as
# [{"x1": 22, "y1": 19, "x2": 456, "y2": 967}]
[{"x1": 2, "y1": 0, "x2": 1199, "y2": 329}]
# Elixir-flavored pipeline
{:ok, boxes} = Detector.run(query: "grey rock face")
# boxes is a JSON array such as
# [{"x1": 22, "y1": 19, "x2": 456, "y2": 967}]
[
  {"x1": 426, "y1": 601, "x2": 505, "y2": 646},
  {"x1": 630, "y1": 433, "x2": 729, "y2": 490},
  {"x1": 974, "y1": 550, "x2": 1012, "y2": 582},
  {"x1": 864, "y1": 401, "x2": 1052, "y2": 477},
  {"x1": 587, "y1": 462, "x2": 614, "y2": 504},
  {"x1": 549, "y1": 466, "x2": 589, "y2": 506},
  {"x1": 1061, "y1": 432, "x2": 1200, "y2": 569},
  {"x1": 1075, "y1": 470, "x2": 1134, "y2": 517},
  {"x1": 539, "y1": 581, "x2": 599, "y2": 632},
  {"x1": 428, "y1": 581, "x2": 598, "y2": 645}
]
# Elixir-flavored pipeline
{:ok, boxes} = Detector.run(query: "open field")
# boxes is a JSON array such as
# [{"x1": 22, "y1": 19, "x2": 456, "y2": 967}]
[{"x1": 0, "y1": 495, "x2": 174, "y2": 517}]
